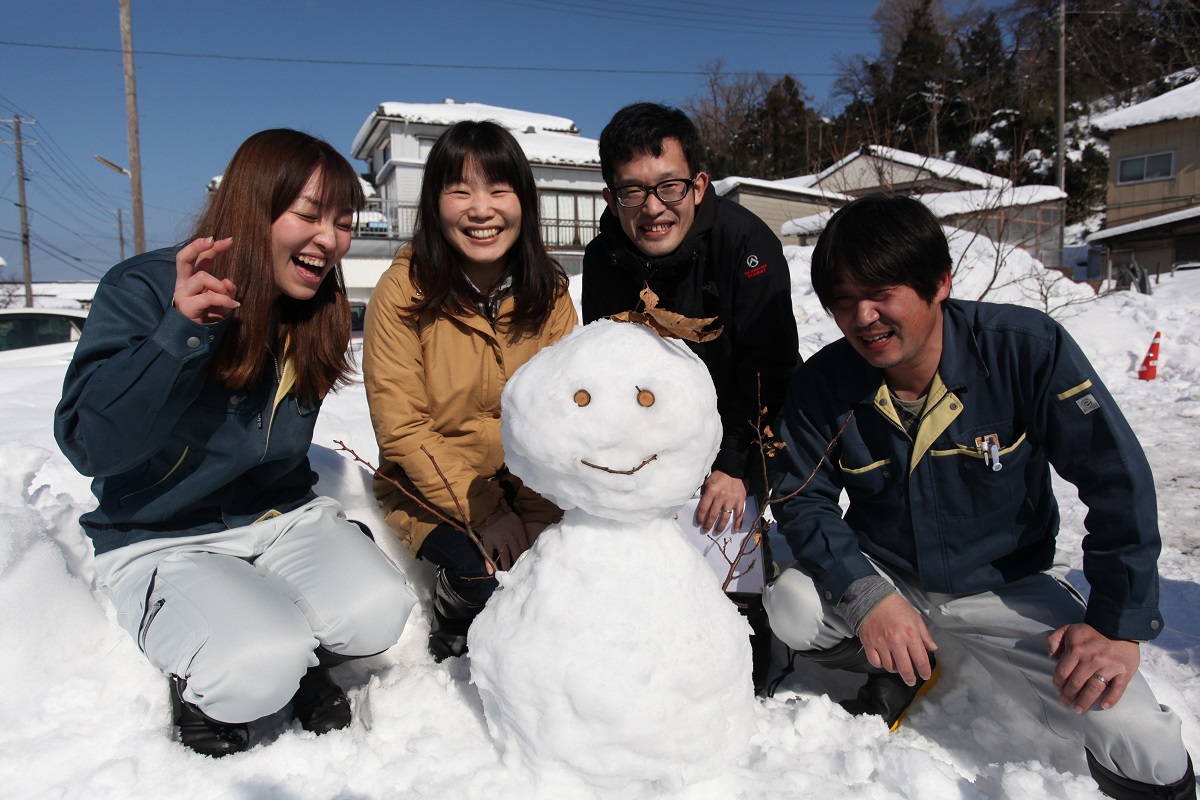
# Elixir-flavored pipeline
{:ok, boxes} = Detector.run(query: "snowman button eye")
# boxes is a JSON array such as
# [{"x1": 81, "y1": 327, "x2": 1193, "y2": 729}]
[
  {"x1": 636, "y1": 388, "x2": 655, "y2": 407},
  {"x1": 574, "y1": 389, "x2": 591, "y2": 407}
]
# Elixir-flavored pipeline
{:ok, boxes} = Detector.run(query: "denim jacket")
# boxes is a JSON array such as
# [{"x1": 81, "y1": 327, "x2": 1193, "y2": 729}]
[
  {"x1": 773, "y1": 299, "x2": 1163, "y2": 641},
  {"x1": 54, "y1": 248, "x2": 319, "y2": 555}
]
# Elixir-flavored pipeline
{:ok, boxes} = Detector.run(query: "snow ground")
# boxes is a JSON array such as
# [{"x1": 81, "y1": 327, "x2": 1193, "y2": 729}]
[{"x1": 2, "y1": 259, "x2": 1198, "y2": 799}]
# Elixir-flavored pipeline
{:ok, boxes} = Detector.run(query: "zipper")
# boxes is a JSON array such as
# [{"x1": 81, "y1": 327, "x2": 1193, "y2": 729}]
[{"x1": 139, "y1": 598, "x2": 165, "y2": 652}]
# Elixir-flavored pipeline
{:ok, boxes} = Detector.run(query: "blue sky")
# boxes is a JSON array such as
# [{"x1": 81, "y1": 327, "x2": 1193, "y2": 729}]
[{"x1": 3, "y1": 0, "x2": 896, "y2": 282}]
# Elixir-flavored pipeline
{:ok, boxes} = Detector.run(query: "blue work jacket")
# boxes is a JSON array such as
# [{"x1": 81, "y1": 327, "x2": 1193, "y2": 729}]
[
  {"x1": 773, "y1": 299, "x2": 1163, "y2": 641},
  {"x1": 54, "y1": 248, "x2": 319, "y2": 555}
]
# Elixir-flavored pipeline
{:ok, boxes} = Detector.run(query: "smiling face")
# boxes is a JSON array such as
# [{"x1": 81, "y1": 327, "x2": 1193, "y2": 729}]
[
  {"x1": 439, "y1": 158, "x2": 522, "y2": 281},
  {"x1": 829, "y1": 273, "x2": 950, "y2": 399},
  {"x1": 270, "y1": 169, "x2": 353, "y2": 301},
  {"x1": 603, "y1": 138, "x2": 708, "y2": 259},
  {"x1": 501, "y1": 320, "x2": 721, "y2": 521}
]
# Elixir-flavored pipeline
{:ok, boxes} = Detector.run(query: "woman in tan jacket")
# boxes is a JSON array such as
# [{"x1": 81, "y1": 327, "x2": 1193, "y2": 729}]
[{"x1": 363, "y1": 121, "x2": 577, "y2": 660}]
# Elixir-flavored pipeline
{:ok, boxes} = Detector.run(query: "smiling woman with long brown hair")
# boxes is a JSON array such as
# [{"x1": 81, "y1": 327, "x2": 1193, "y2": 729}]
[
  {"x1": 364, "y1": 120, "x2": 576, "y2": 661},
  {"x1": 55, "y1": 128, "x2": 417, "y2": 757}
]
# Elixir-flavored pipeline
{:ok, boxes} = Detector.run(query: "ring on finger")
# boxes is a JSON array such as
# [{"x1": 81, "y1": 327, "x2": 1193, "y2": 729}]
[{"x1": 1091, "y1": 674, "x2": 1109, "y2": 684}]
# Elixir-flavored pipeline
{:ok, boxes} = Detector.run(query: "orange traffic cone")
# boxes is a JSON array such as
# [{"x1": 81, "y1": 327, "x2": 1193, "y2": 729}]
[{"x1": 1137, "y1": 331, "x2": 1161, "y2": 380}]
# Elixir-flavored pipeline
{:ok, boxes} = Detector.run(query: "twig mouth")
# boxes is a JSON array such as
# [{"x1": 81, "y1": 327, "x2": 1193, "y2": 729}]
[{"x1": 580, "y1": 454, "x2": 658, "y2": 475}]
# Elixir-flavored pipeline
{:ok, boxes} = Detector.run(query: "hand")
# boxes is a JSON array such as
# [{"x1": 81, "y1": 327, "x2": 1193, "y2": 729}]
[
  {"x1": 479, "y1": 512, "x2": 530, "y2": 571},
  {"x1": 695, "y1": 470, "x2": 748, "y2": 533},
  {"x1": 174, "y1": 236, "x2": 239, "y2": 324},
  {"x1": 523, "y1": 521, "x2": 548, "y2": 547},
  {"x1": 858, "y1": 593, "x2": 938, "y2": 686},
  {"x1": 1047, "y1": 623, "x2": 1140, "y2": 713}
]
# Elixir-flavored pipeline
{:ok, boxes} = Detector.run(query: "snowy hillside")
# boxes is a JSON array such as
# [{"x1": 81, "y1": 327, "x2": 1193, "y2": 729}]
[{"x1": 2, "y1": 250, "x2": 1198, "y2": 798}]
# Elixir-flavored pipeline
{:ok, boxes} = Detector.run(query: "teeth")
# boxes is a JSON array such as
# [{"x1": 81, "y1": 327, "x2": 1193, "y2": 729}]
[
  {"x1": 863, "y1": 332, "x2": 892, "y2": 344},
  {"x1": 295, "y1": 255, "x2": 326, "y2": 269},
  {"x1": 645, "y1": 223, "x2": 671, "y2": 233},
  {"x1": 467, "y1": 228, "x2": 500, "y2": 240}
]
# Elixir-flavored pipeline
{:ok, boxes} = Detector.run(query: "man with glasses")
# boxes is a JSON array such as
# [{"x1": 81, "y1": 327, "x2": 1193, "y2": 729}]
[{"x1": 582, "y1": 103, "x2": 799, "y2": 692}]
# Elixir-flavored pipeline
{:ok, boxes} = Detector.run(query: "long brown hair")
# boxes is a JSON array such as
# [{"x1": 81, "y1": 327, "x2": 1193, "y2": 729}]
[
  {"x1": 408, "y1": 120, "x2": 567, "y2": 331},
  {"x1": 192, "y1": 129, "x2": 365, "y2": 402}
]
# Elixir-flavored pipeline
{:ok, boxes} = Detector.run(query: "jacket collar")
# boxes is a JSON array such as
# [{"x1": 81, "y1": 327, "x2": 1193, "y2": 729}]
[{"x1": 837, "y1": 298, "x2": 990, "y2": 404}]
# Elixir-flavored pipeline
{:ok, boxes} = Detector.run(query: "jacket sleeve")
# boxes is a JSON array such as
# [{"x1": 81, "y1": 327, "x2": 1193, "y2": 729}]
[
  {"x1": 363, "y1": 262, "x2": 508, "y2": 527},
  {"x1": 54, "y1": 261, "x2": 231, "y2": 478},
  {"x1": 713, "y1": 218, "x2": 800, "y2": 478},
  {"x1": 772, "y1": 367, "x2": 879, "y2": 603},
  {"x1": 510, "y1": 288, "x2": 578, "y2": 524},
  {"x1": 581, "y1": 234, "x2": 611, "y2": 324},
  {"x1": 1028, "y1": 322, "x2": 1163, "y2": 640}
]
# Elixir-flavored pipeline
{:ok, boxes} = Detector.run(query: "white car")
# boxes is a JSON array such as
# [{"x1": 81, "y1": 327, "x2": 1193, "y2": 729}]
[{"x1": 0, "y1": 308, "x2": 89, "y2": 367}]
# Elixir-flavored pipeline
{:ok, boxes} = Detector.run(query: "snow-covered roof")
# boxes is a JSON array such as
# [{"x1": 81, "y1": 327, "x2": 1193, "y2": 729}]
[
  {"x1": 1091, "y1": 80, "x2": 1200, "y2": 133},
  {"x1": 1086, "y1": 205, "x2": 1200, "y2": 243},
  {"x1": 919, "y1": 185, "x2": 1065, "y2": 218},
  {"x1": 353, "y1": 100, "x2": 578, "y2": 156},
  {"x1": 815, "y1": 145, "x2": 1012, "y2": 191},
  {"x1": 511, "y1": 129, "x2": 600, "y2": 167},
  {"x1": 712, "y1": 175, "x2": 850, "y2": 202},
  {"x1": 780, "y1": 185, "x2": 1064, "y2": 237}
]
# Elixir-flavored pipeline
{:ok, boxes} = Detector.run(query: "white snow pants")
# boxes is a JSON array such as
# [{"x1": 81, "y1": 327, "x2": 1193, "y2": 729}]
[
  {"x1": 764, "y1": 562, "x2": 1190, "y2": 786},
  {"x1": 94, "y1": 496, "x2": 417, "y2": 724}
]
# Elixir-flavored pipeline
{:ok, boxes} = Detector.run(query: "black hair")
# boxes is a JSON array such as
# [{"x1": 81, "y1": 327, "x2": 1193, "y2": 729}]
[
  {"x1": 810, "y1": 195, "x2": 952, "y2": 311},
  {"x1": 408, "y1": 120, "x2": 567, "y2": 330},
  {"x1": 597, "y1": 103, "x2": 704, "y2": 188}
]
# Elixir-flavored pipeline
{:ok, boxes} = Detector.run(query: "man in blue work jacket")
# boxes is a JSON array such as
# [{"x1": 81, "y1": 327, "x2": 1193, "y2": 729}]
[{"x1": 765, "y1": 195, "x2": 1193, "y2": 799}]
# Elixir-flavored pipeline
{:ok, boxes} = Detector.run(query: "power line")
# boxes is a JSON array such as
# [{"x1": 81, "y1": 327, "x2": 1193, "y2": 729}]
[{"x1": 0, "y1": 40, "x2": 839, "y2": 79}]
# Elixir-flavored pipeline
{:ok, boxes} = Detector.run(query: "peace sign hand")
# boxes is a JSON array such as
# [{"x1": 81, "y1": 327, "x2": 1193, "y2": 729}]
[{"x1": 174, "y1": 236, "x2": 240, "y2": 324}]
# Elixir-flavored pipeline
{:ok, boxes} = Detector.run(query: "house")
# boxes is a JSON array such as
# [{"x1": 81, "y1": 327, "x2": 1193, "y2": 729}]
[
  {"x1": 711, "y1": 176, "x2": 851, "y2": 247},
  {"x1": 779, "y1": 146, "x2": 1066, "y2": 269},
  {"x1": 350, "y1": 100, "x2": 604, "y2": 276},
  {"x1": 808, "y1": 144, "x2": 1012, "y2": 197},
  {"x1": 1087, "y1": 79, "x2": 1200, "y2": 277}
]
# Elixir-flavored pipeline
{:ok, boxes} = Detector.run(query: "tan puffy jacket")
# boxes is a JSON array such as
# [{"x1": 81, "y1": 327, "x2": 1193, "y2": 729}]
[{"x1": 363, "y1": 247, "x2": 578, "y2": 555}]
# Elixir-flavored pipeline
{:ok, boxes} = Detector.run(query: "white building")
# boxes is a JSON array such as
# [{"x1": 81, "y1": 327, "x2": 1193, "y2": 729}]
[{"x1": 349, "y1": 100, "x2": 605, "y2": 279}]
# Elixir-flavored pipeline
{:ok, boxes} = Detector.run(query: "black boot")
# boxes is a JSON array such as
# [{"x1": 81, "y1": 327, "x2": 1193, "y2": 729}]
[
  {"x1": 170, "y1": 676, "x2": 249, "y2": 757},
  {"x1": 291, "y1": 666, "x2": 351, "y2": 734},
  {"x1": 802, "y1": 636, "x2": 939, "y2": 732},
  {"x1": 730, "y1": 592, "x2": 773, "y2": 695},
  {"x1": 1087, "y1": 750, "x2": 1196, "y2": 799},
  {"x1": 429, "y1": 568, "x2": 485, "y2": 662}
]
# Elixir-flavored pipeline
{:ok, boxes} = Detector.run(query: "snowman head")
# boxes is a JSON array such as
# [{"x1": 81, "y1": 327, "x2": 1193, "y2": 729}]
[{"x1": 501, "y1": 319, "x2": 721, "y2": 522}]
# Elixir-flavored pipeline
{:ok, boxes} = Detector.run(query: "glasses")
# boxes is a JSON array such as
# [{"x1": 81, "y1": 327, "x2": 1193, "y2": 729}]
[{"x1": 611, "y1": 178, "x2": 695, "y2": 208}]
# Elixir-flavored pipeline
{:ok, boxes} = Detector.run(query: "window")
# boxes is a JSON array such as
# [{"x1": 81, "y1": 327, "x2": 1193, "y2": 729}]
[{"x1": 1117, "y1": 152, "x2": 1175, "y2": 185}]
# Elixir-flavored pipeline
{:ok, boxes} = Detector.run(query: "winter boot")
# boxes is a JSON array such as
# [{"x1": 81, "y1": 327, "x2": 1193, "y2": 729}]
[
  {"x1": 1087, "y1": 750, "x2": 1196, "y2": 800},
  {"x1": 291, "y1": 666, "x2": 351, "y2": 734},
  {"x1": 170, "y1": 676, "x2": 249, "y2": 757},
  {"x1": 429, "y1": 568, "x2": 486, "y2": 662},
  {"x1": 730, "y1": 591, "x2": 773, "y2": 695},
  {"x1": 802, "y1": 636, "x2": 940, "y2": 731}
]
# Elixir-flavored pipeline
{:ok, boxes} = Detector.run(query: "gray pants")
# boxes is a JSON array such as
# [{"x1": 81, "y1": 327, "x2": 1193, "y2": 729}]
[
  {"x1": 764, "y1": 562, "x2": 1189, "y2": 786},
  {"x1": 94, "y1": 496, "x2": 417, "y2": 724}
]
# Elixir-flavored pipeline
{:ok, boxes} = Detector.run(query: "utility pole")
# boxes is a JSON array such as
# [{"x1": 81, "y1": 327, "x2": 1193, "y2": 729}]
[
  {"x1": 118, "y1": 0, "x2": 146, "y2": 254},
  {"x1": 116, "y1": 208, "x2": 126, "y2": 261},
  {"x1": 1057, "y1": 0, "x2": 1066, "y2": 193},
  {"x1": 0, "y1": 115, "x2": 36, "y2": 307},
  {"x1": 1057, "y1": 0, "x2": 1067, "y2": 264}
]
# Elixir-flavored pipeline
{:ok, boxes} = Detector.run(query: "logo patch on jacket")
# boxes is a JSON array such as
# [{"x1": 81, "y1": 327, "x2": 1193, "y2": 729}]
[
  {"x1": 1076, "y1": 394, "x2": 1100, "y2": 414},
  {"x1": 743, "y1": 254, "x2": 767, "y2": 278}
]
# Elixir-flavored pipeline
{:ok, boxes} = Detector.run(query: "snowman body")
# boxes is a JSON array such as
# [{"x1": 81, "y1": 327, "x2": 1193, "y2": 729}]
[{"x1": 468, "y1": 320, "x2": 755, "y2": 790}]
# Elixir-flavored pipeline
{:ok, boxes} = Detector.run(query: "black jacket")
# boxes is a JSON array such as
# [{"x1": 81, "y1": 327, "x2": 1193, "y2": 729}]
[{"x1": 582, "y1": 191, "x2": 799, "y2": 480}]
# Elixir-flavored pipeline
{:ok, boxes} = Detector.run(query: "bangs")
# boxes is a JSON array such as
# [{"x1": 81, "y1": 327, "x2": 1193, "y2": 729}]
[{"x1": 310, "y1": 159, "x2": 366, "y2": 216}]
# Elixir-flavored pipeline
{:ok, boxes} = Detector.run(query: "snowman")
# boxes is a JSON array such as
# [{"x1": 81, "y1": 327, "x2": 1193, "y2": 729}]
[{"x1": 468, "y1": 319, "x2": 755, "y2": 792}]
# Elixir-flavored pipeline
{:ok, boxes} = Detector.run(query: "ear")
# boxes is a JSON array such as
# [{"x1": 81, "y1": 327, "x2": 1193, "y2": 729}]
[
  {"x1": 602, "y1": 186, "x2": 620, "y2": 215},
  {"x1": 934, "y1": 271, "x2": 952, "y2": 303},
  {"x1": 692, "y1": 172, "x2": 709, "y2": 206}
]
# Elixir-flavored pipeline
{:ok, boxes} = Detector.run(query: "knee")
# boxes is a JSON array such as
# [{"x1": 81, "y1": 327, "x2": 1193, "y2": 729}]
[
  {"x1": 322, "y1": 570, "x2": 417, "y2": 657},
  {"x1": 764, "y1": 567, "x2": 825, "y2": 650},
  {"x1": 187, "y1": 621, "x2": 316, "y2": 722}
]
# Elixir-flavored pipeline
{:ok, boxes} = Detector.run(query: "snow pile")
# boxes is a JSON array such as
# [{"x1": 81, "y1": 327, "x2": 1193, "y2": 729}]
[{"x1": 469, "y1": 320, "x2": 754, "y2": 792}]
